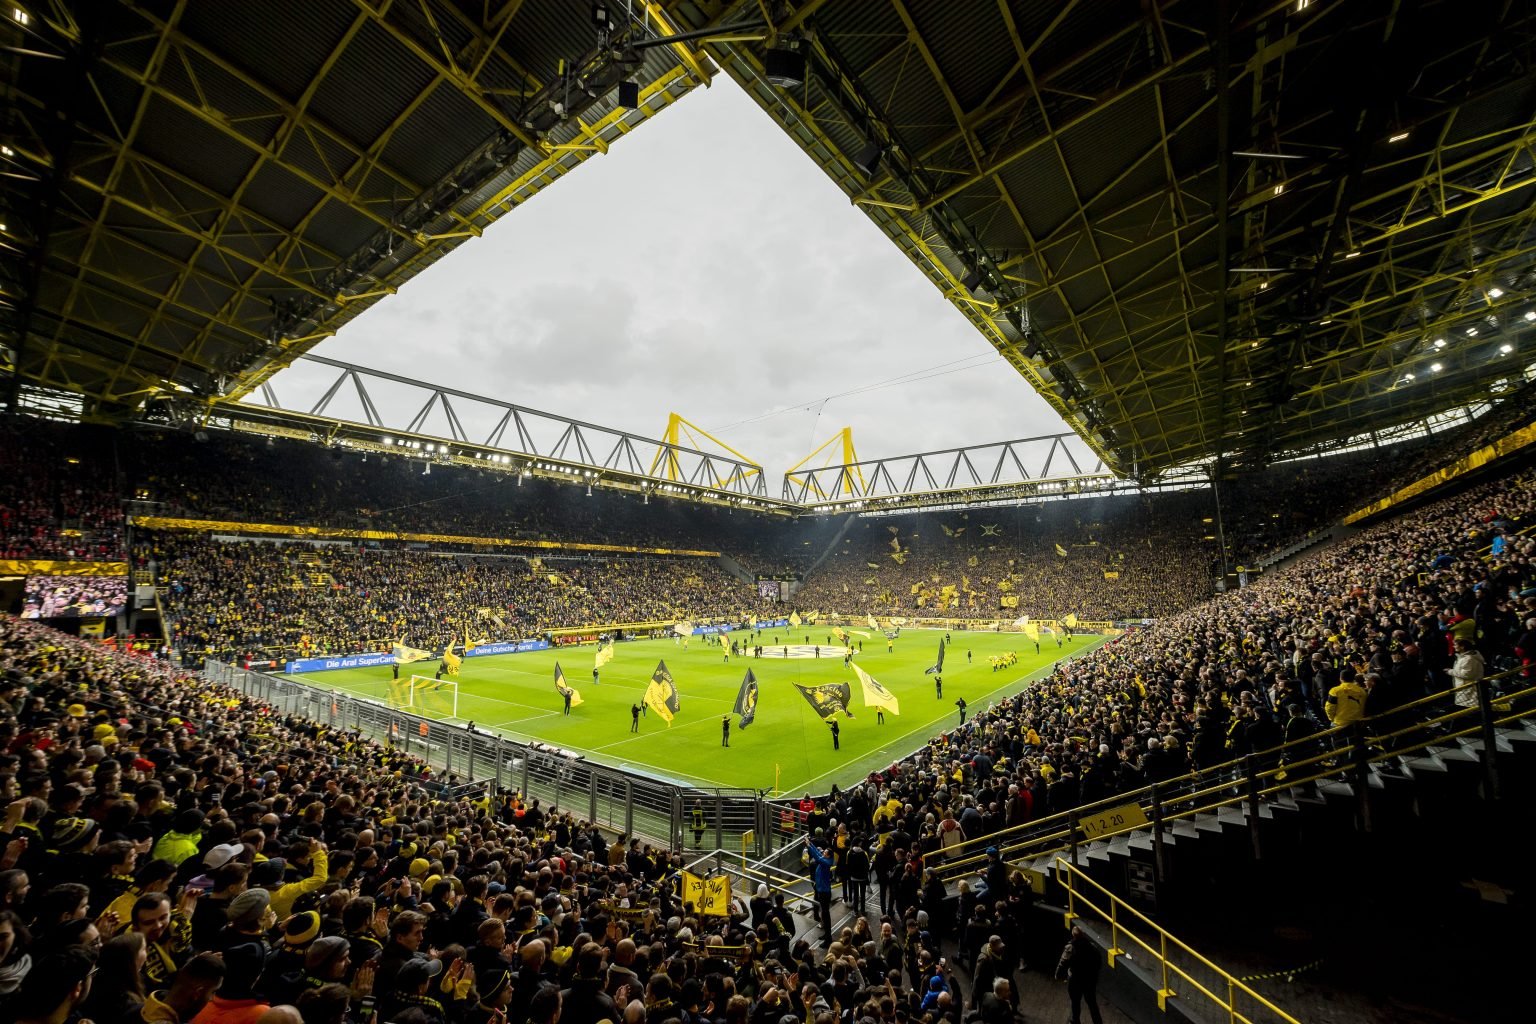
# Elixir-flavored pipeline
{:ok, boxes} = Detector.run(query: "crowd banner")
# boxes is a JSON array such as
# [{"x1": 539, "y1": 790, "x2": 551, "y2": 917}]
[
  {"x1": 285, "y1": 638, "x2": 552, "y2": 673},
  {"x1": 464, "y1": 638, "x2": 551, "y2": 658},
  {"x1": 129, "y1": 515, "x2": 722, "y2": 558},
  {"x1": 0, "y1": 559, "x2": 129, "y2": 576},
  {"x1": 285, "y1": 651, "x2": 398, "y2": 674},
  {"x1": 689, "y1": 618, "x2": 788, "y2": 635},
  {"x1": 1343, "y1": 417, "x2": 1536, "y2": 524}
]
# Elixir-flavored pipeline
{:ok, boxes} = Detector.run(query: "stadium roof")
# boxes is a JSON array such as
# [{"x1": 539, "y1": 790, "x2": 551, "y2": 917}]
[
  {"x1": 0, "y1": 0, "x2": 719, "y2": 414},
  {"x1": 6, "y1": 1, "x2": 1536, "y2": 480},
  {"x1": 671, "y1": 0, "x2": 1536, "y2": 475}
]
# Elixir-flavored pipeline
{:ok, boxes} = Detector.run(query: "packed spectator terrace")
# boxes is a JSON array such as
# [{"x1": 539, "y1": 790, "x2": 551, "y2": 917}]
[{"x1": 0, "y1": 414, "x2": 1532, "y2": 1024}]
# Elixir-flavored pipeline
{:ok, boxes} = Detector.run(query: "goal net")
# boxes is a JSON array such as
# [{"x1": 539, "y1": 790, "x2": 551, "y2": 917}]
[{"x1": 389, "y1": 674, "x2": 461, "y2": 721}]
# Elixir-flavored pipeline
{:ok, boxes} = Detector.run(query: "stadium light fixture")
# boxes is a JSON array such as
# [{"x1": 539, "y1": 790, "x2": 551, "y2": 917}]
[
  {"x1": 0, "y1": 145, "x2": 12, "y2": 156},
  {"x1": 1430, "y1": 362, "x2": 1443, "y2": 372},
  {"x1": 853, "y1": 141, "x2": 883, "y2": 178},
  {"x1": 1501, "y1": 343, "x2": 1514, "y2": 354},
  {"x1": 1489, "y1": 287, "x2": 1504, "y2": 299},
  {"x1": 1433, "y1": 338, "x2": 1446, "y2": 348},
  {"x1": 764, "y1": 44, "x2": 805, "y2": 89},
  {"x1": 1525, "y1": 311, "x2": 1535, "y2": 321},
  {"x1": 1467, "y1": 327, "x2": 1478, "y2": 336},
  {"x1": 1388, "y1": 131, "x2": 1410, "y2": 143},
  {"x1": 12, "y1": 8, "x2": 27, "y2": 26}
]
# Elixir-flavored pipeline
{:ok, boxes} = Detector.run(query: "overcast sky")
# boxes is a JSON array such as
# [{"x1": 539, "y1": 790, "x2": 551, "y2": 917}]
[{"x1": 264, "y1": 78, "x2": 1074, "y2": 479}]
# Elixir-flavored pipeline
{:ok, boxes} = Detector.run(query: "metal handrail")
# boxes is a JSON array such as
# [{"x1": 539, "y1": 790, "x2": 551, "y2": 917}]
[
  {"x1": 1055, "y1": 857, "x2": 1302, "y2": 1024},
  {"x1": 681, "y1": 848, "x2": 816, "y2": 911},
  {"x1": 932, "y1": 664, "x2": 1532, "y2": 880}
]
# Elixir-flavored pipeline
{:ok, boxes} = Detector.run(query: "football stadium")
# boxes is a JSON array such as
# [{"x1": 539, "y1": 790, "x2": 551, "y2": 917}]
[{"x1": 2, "y1": 3, "x2": 1534, "y2": 1024}]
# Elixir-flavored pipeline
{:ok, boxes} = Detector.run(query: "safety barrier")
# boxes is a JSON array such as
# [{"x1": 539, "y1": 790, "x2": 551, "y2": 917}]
[
  {"x1": 1055, "y1": 858, "x2": 1302, "y2": 1023},
  {"x1": 202, "y1": 659, "x2": 783, "y2": 855},
  {"x1": 929, "y1": 664, "x2": 1535, "y2": 881}
]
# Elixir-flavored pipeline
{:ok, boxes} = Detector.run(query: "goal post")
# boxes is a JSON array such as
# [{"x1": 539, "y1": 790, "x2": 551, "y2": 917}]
[{"x1": 389, "y1": 674, "x2": 460, "y2": 721}]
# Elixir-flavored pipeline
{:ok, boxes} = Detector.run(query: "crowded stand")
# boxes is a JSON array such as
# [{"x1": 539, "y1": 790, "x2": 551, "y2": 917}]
[
  {"x1": 147, "y1": 536, "x2": 775, "y2": 666},
  {"x1": 0, "y1": 421, "x2": 125, "y2": 562},
  {"x1": 125, "y1": 428, "x2": 816, "y2": 567},
  {"x1": 854, "y1": 466, "x2": 1536, "y2": 833},
  {"x1": 791, "y1": 495, "x2": 1214, "y2": 622},
  {"x1": 0, "y1": 444, "x2": 1530, "y2": 1024},
  {"x1": 0, "y1": 609, "x2": 1047, "y2": 1024}
]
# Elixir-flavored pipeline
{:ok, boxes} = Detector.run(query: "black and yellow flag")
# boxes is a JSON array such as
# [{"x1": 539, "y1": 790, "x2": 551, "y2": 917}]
[
  {"x1": 554, "y1": 663, "x2": 583, "y2": 706},
  {"x1": 594, "y1": 639, "x2": 615, "y2": 669},
  {"x1": 852, "y1": 663, "x2": 899, "y2": 716},
  {"x1": 733, "y1": 669, "x2": 759, "y2": 729},
  {"x1": 794, "y1": 680, "x2": 853, "y2": 720},
  {"x1": 925, "y1": 638, "x2": 945, "y2": 675},
  {"x1": 645, "y1": 660, "x2": 680, "y2": 724}
]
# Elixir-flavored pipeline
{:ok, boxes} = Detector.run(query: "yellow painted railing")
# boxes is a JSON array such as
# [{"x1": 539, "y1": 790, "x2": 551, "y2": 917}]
[
  {"x1": 929, "y1": 665, "x2": 1534, "y2": 880},
  {"x1": 1055, "y1": 858, "x2": 1302, "y2": 1023}
]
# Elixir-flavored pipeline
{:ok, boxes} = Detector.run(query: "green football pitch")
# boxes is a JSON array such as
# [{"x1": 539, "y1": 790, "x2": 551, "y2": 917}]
[{"x1": 287, "y1": 629, "x2": 1106, "y2": 793}]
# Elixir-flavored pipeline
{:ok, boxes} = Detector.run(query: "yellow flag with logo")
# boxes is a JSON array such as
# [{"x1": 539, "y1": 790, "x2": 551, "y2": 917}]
[
  {"x1": 442, "y1": 649, "x2": 462, "y2": 676},
  {"x1": 1064, "y1": 612, "x2": 1079, "y2": 628},
  {"x1": 392, "y1": 639, "x2": 431, "y2": 665}
]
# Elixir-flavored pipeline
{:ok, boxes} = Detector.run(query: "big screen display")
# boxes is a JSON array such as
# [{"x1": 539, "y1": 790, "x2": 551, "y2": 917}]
[{"x1": 21, "y1": 575, "x2": 129, "y2": 619}]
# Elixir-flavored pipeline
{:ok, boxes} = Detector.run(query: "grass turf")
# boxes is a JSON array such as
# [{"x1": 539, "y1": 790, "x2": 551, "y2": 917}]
[{"x1": 288, "y1": 629, "x2": 1105, "y2": 793}]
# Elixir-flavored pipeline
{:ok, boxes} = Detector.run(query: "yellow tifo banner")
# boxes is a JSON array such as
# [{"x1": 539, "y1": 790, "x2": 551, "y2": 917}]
[
  {"x1": 0, "y1": 560, "x2": 129, "y2": 576},
  {"x1": 128, "y1": 515, "x2": 721, "y2": 558},
  {"x1": 680, "y1": 871, "x2": 732, "y2": 916}
]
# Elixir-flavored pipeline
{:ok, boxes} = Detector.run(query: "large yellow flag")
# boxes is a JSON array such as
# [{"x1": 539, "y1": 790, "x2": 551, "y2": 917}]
[
  {"x1": 867, "y1": 613, "x2": 879, "y2": 630},
  {"x1": 1023, "y1": 622, "x2": 1040, "y2": 642},
  {"x1": 788, "y1": 611, "x2": 802, "y2": 627},
  {"x1": 673, "y1": 620, "x2": 693, "y2": 638},
  {"x1": 392, "y1": 639, "x2": 431, "y2": 665},
  {"x1": 645, "y1": 661, "x2": 679, "y2": 724},
  {"x1": 718, "y1": 633, "x2": 730, "y2": 653},
  {"x1": 852, "y1": 662, "x2": 900, "y2": 716},
  {"x1": 554, "y1": 663, "x2": 583, "y2": 706},
  {"x1": 680, "y1": 870, "x2": 704, "y2": 909},
  {"x1": 594, "y1": 640, "x2": 615, "y2": 669},
  {"x1": 442, "y1": 649, "x2": 462, "y2": 676},
  {"x1": 700, "y1": 874, "x2": 732, "y2": 916},
  {"x1": 1064, "y1": 612, "x2": 1079, "y2": 628}
]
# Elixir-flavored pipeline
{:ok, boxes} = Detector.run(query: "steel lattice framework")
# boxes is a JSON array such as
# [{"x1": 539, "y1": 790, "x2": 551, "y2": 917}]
[
  {"x1": 1, "y1": 0, "x2": 716, "y2": 413},
  {"x1": 199, "y1": 353, "x2": 780, "y2": 509},
  {"x1": 674, "y1": 0, "x2": 1536, "y2": 475},
  {"x1": 6, "y1": 0, "x2": 1536, "y2": 489}
]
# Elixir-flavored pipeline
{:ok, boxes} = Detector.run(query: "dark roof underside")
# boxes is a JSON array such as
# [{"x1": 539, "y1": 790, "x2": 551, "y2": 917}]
[
  {"x1": 680, "y1": 0, "x2": 1536, "y2": 474},
  {"x1": 1, "y1": 0, "x2": 715, "y2": 414}
]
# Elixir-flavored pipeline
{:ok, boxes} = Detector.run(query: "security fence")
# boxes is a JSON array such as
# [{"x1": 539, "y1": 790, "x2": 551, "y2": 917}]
[{"x1": 202, "y1": 660, "x2": 781, "y2": 855}]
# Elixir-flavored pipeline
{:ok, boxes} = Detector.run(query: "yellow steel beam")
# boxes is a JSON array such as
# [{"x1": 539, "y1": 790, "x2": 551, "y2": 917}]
[
  {"x1": 40, "y1": 0, "x2": 187, "y2": 396},
  {"x1": 227, "y1": 64, "x2": 701, "y2": 400},
  {"x1": 106, "y1": 8, "x2": 373, "y2": 399}
]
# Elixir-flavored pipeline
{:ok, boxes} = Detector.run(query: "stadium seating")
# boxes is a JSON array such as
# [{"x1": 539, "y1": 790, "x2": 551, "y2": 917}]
[
  {"x1": 148, "y1": 534, "x2": 774, "y2": 665},
  {"x1": 3, "y1": 415, "x2": 1534, "y2": 1024}
]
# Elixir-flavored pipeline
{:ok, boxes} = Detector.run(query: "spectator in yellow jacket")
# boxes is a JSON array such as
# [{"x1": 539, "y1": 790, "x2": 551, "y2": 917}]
[
  {"x1": 1325, "y1": 672, "x2": 1368, "y2": 727},
  {"x1": 266, "y1": 840, "x2": 328, "y2": 920}
]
